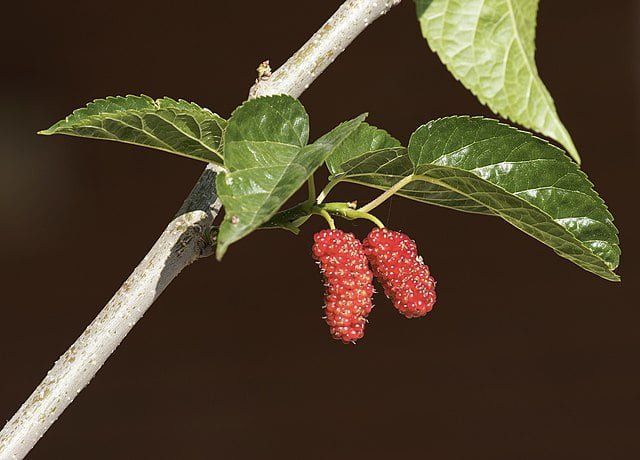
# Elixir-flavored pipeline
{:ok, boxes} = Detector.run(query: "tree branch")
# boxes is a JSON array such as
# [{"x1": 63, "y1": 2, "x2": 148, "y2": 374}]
[
  {"x1": 0, "y1": 1, "x2": 403, "y2": 458},
  {"x1": 251, "y1": 0, "x2": 402, "y2": 98},
  {"x1": 0, "y1": 164, "x2": 221, "y2": 459}
]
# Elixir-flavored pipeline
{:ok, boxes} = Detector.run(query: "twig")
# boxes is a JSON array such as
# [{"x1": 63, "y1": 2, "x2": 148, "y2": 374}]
[
  {"x1": 250, "y1": 0, "x2": 402, "y2": 98},
  {"x1": 0, "y1": 1, "x2": 403, "y2": 458},
  {"x1": 0, "y1": 164, "x2": 221, "y2": 459}
]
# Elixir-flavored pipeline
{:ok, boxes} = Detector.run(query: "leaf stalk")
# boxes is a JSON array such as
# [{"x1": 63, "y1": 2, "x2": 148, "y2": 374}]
[{"x1": 358, "y1": 175, "x2": 414, "y2": 213}]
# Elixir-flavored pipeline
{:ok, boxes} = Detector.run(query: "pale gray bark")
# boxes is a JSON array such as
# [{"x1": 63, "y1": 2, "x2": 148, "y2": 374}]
[
  {"x1": 250, "y1": 0, "x2": 402, "y2": 98},
  {"x1": 0, "y1": 1, "x2": 403, "y2": 458},
  {"x1": 0, "y1": 164, "x2": 221, "y2": 459}
]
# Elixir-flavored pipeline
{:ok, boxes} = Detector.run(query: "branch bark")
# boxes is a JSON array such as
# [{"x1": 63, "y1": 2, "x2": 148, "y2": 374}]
[
  {"x1": 0, "y1": 1, "x2": 403, "y2": 458},
  {"x1": 251, "y1": 0, "x2": 401, "y2": 98},
  {"x1": 0, "y1": 164, "x2": 221, "y2": 459}
]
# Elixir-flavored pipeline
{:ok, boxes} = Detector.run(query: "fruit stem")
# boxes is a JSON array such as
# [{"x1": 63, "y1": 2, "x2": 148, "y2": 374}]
[
  {"x1": 357, "y1": 175, "x2": 414, "y2": 213},
  {"x1": 320, "y1": 203, "x2": 385, "y2": 228},
  {"x1": 313, "y1": 208, "x2": 336, "y2": 229},
  {"x1": 344, "y1": 210, "x2": 385, "y2": 228}
]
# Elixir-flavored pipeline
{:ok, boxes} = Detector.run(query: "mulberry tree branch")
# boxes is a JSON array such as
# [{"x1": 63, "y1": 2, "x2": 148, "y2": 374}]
[
  {"x1": 0, "y1": 164, "x2": 222, "y2": 460},
  {"x1": 0, "y1": 1, "x2": 403, "y2": 458},
  {"x1": 251, "y1": 0, "x2": 402, "y2": 98}
]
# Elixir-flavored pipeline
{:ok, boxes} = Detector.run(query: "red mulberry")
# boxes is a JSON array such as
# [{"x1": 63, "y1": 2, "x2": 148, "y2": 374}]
[
  {"x1": 312, "y1": 229, "x2": 374, "y2": 343},
  {"x1": 363, "y1": 228, "x2": 436, "y2": 318}
]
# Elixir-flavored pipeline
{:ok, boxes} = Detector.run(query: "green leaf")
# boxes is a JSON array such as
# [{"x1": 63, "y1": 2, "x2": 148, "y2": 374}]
[
  {"x1": 336, "y1": 117, "x2": 620, "y2": 281},
  {"x1": 330, "y1": 120, "x2": 494, "y2": 215},
  {"x1": 39, "y1": 95, "x2": 226, "y2": 164},
  {"x1": 325, "y1": 122, "x2": 401, "y2": 175},
  {"x1": 216, "y1": 95, "x2": 365, "y2": 259},
  {"x1": 415, "y1": 0, "x2": 580, "y2": 163},
  {"x1": 338, "y1": 146, "x2": 495, "y2": 215}
]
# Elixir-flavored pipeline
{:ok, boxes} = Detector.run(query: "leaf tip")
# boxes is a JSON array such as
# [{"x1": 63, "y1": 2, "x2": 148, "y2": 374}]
[
  {"x1": 568, "y1": 146, "x2": 581, "y2": 165},
  {"x1": 605, "y1": 270, "x2": 621, "y2": 282},
  {"x1": 215, "y1": 243, "x2": 228, "y2": 261}
]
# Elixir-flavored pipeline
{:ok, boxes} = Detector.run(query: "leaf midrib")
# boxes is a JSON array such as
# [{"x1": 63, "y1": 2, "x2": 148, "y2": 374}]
[
  {"x1": 51, "y1": 108, "x2": 224, "y2": 161},
  {"x1": 425, "y1": 141, "x2": 609, "y2": 220},
  {"x1": 108, "y1": 110, "x2": 223, "y2": 160},
  {"x1": 413, "y1": 170, "x2": 615, "y2": 271},
  {"x1": 342, "y1": 165, "x2": 615, "y2": 275},
  {"x1": 505, "y1": 0, "x2": 555, "y2": 121},
  {"x1": 230, "y1": 162, "x2": 308, "y2": 230}
]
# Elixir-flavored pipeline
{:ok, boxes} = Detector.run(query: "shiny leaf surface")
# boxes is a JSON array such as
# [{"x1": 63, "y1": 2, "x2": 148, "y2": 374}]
[
  {"x1": 336, "y1": 116, "x2": 619, "y2": 280},
  {"x1": 216, "y1": 95, "x2": 365, "y2": 259},
  {"x1": 40, "y1": 95, "x2": 226, "y2": 163}
]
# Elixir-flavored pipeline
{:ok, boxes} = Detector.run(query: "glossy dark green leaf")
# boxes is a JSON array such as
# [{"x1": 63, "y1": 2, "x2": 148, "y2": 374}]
[
  {"x1": 216, "y1": 95, "x2": 365, "y2": 259},
  {"x1": 325, "y1": 122, "x2": 400, "y2": 175},
  {"x1": 40, "y1": 95, "x2": 226, "y2": 164},
  {"x1": 338, "y1": 146, "x2": 494, "y2": 215},
  {"x1": 336, "y1": 116, "x2": 619, "y2": 280}
]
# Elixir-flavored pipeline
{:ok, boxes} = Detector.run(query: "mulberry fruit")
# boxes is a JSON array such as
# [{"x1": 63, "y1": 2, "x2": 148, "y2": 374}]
[
  {"x1": 312, "y1": 229, "x2": 374, "y2": 343},
  {"x1": 363, "y1": 228, "x2": 436, "y2": 318}
]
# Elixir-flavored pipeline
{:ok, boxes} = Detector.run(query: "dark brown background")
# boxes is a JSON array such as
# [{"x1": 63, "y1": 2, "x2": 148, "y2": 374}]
[{"x1": 1, "y1": 1, "x2": 638, "y2": 458}]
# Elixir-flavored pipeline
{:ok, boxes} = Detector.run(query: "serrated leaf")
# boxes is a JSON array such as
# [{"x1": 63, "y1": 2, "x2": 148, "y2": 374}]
[
  {"x1": 339, "y1": 146, "x2": 495, "y2": 215},
  {"x1": 216, "y1": 95, "x2": 365, "y2": 259},
  {"x1": 416, "y1": 0, "x2": 580, "y2": 163},
  {"x1": 329, "y1": 120, "x2": 493, "y2": 214},
  {"x1": 325, "y1": 122, "x2": 401, "y2": 175},
  {"x1": 336, "y1": 117, "x2": 619, "y2": 281},
  {"x1": 40, "y1": 95, "x2": 226, "y2": 164}
]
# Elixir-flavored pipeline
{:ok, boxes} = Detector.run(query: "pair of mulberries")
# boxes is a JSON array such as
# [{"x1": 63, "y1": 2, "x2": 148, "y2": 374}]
[{"x1": 312, "y1": 228, "x2": 437, "y2": 343}]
